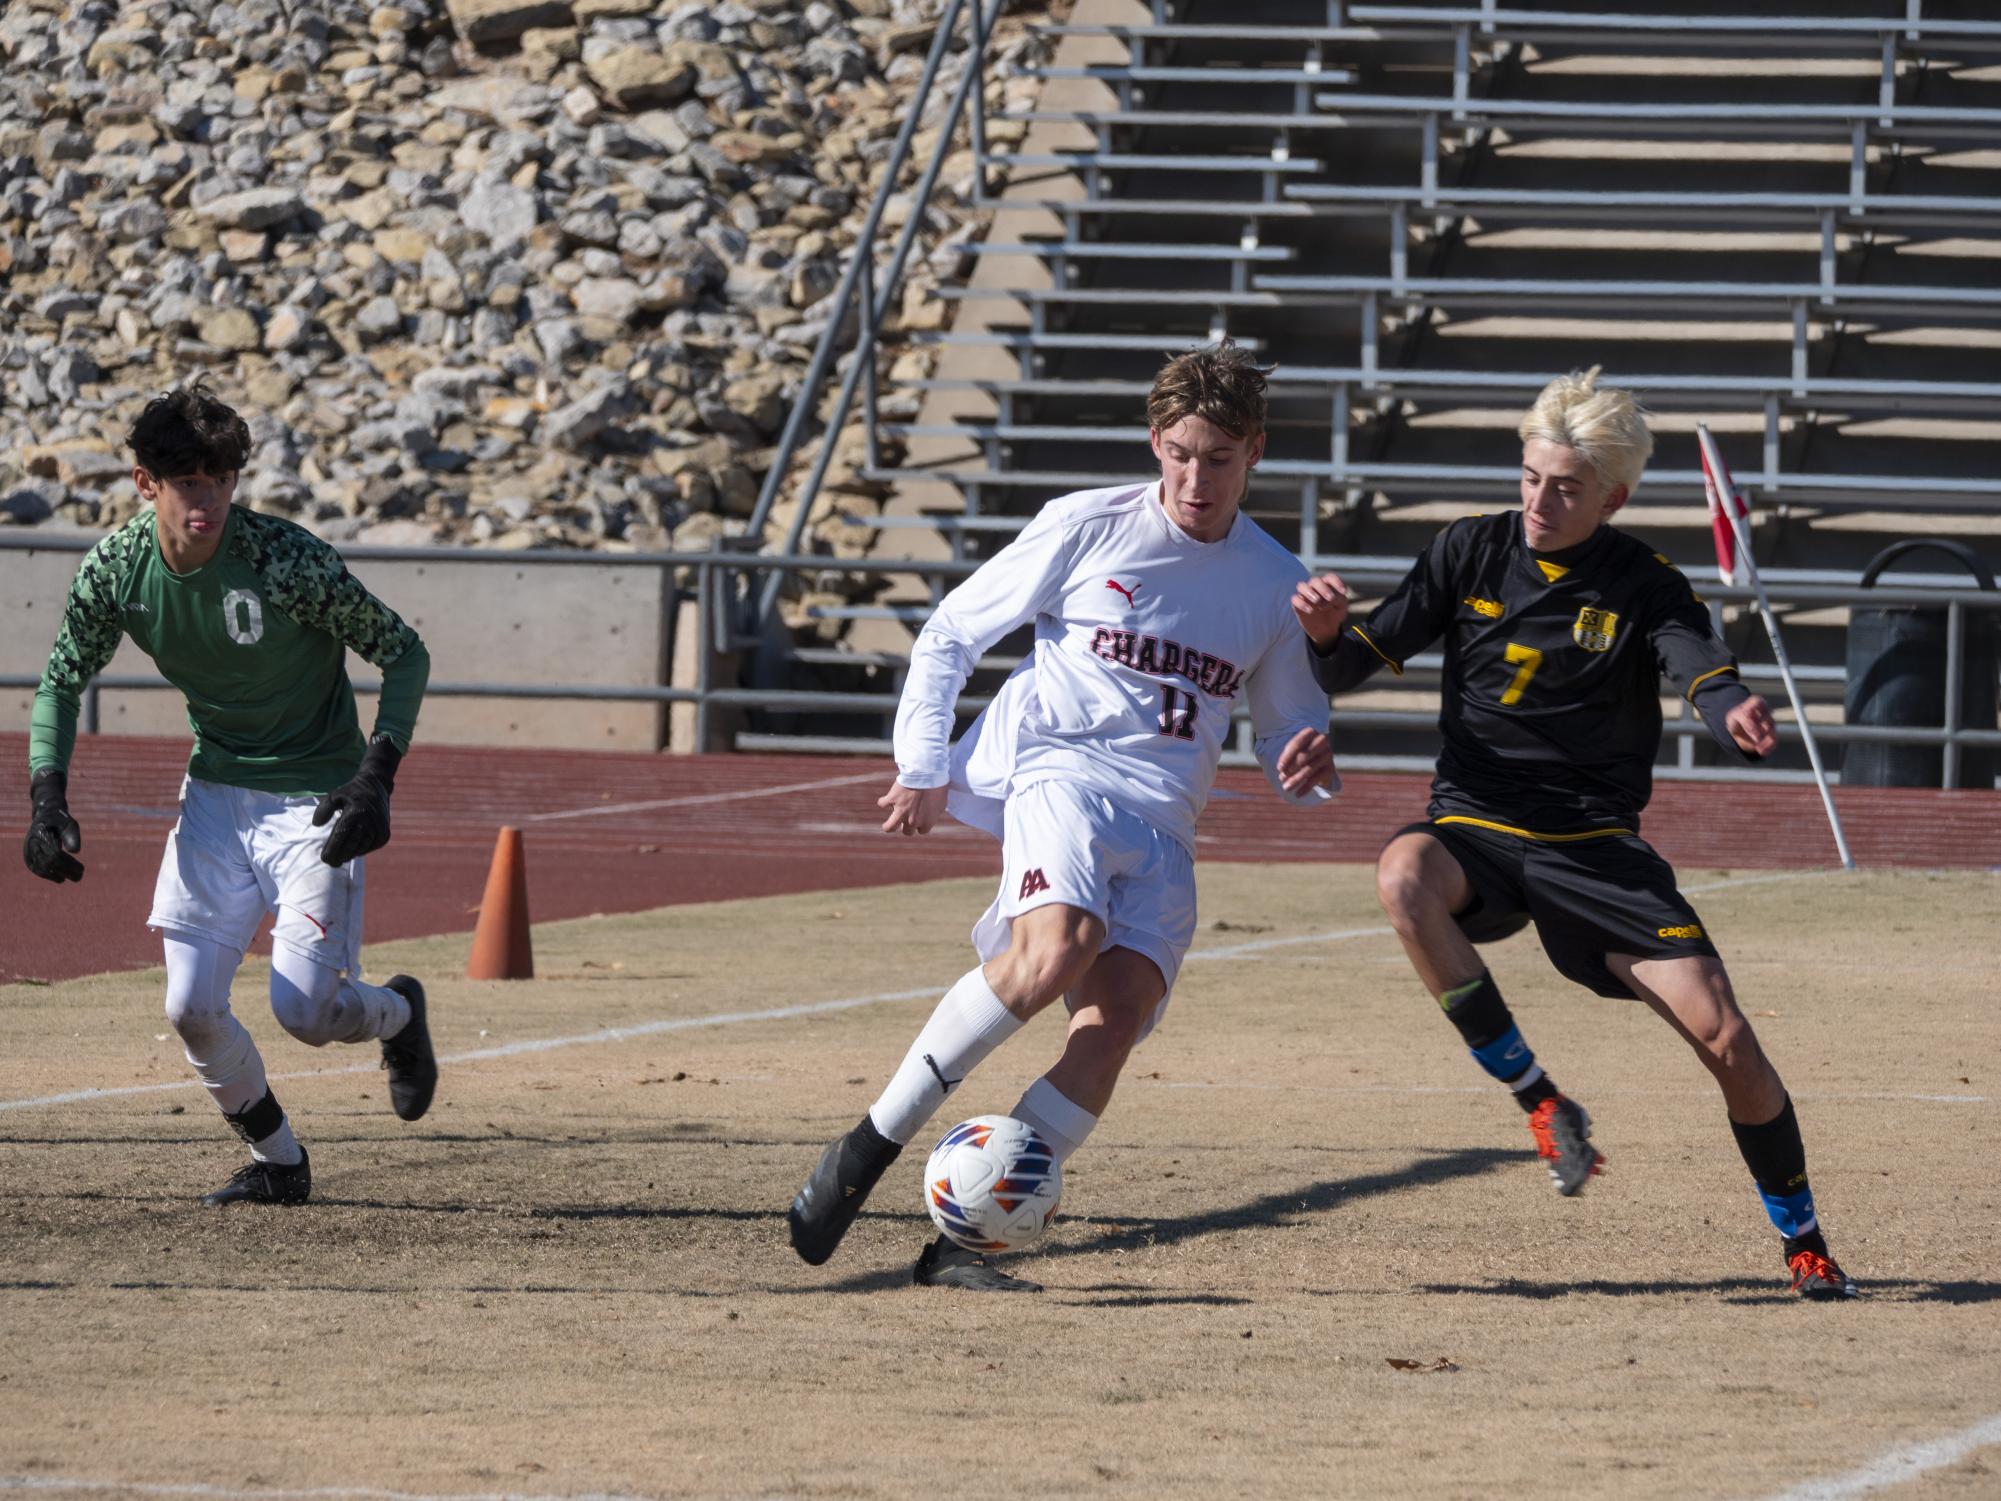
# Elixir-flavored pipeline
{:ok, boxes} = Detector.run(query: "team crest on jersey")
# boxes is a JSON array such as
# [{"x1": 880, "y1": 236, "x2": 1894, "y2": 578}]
[{"x1": 1571, "y1": 606, "x2": 1619, "y2": 653}]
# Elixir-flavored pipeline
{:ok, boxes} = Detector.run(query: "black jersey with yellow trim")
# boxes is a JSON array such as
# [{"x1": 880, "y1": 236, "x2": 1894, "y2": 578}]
[{"x1": 1310, "y1": 511, "x2": 1755, "y2": 834}]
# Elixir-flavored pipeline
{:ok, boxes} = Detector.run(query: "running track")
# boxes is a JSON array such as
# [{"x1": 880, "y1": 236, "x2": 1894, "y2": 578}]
[{"x1": 2, "y1": 732, "x2": 1996, "y2": 984}]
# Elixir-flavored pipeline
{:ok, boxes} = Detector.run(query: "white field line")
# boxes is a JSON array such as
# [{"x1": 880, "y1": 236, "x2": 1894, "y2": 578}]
[
  {"x1": 0, "y1": 868, "x2": 1839, "y2": 1116},
  {"x1": 0, "y1": 1479, "x2": 657, "y2": 1501},
  {"x1": 0, "y1": 988, "x2": 940, "y2": 1113},
  {"x1": 519, "y1": 770, "x2": 883, "y2": 823},
  {"x1": 1747, "y1": 1412, "x2": 2001, "y2": 1501}
]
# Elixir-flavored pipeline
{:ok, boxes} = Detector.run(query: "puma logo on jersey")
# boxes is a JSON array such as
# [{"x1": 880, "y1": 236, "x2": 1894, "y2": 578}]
[
  {"x1": 1018, "y1": 868, "x2": 1051, "y2": 900},
  {"x1": 1105, "y1": 579, "x2": 1143, "y2": 609}
]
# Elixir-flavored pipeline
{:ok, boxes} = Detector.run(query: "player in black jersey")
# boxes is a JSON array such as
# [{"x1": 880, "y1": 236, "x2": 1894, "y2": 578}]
[{"x1": 1295, "y1": 369, "x2": 1854, "y2": 1299}]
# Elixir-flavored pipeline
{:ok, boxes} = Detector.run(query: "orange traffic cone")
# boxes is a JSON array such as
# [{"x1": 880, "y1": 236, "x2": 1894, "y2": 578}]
[{"x1": 467, "y1": 826, "x2": 534, "y2": 980}]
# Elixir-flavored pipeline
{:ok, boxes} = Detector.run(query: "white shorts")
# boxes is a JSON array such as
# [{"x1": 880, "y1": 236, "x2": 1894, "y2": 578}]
[
  {"x1": 971, "y1": 778, "x2": 1197, "y2": 1039},
  {"x1": 148, "y1": 777, "x2": 364, "y2": 973}
]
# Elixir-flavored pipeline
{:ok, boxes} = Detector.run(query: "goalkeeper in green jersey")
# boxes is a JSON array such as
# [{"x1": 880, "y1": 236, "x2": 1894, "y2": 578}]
[{"x1": 23, "y1": 381, "x2": 437, "y2": 1207}]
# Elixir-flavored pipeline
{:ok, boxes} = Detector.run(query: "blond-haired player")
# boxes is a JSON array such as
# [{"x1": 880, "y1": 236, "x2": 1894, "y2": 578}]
[
  {"x1": 788, "y1": 343, "x2": 1337, "y2": 1291},
  {"x1": 1292, "y1": 369, "x2": 1855, "y2": 1299}
]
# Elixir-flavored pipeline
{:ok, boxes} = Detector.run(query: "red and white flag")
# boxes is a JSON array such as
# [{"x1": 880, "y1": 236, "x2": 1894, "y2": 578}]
[{"x1": 1695, "y1": 425, "x2": 1749, "y2": 587}]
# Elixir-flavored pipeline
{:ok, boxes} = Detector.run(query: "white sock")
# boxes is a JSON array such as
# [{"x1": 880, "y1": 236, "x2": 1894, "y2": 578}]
[
  {"x1": 250, "y1": 1117, "x2": 304, "y2": 1167},
  {"x1": 345, "y1": 975, "x2": 413, "y2": 1041},
  {"x1": 868, "y1": 967, "x2": 1024, "y2": 1145},
  {"x1": 1010, "y1": 1076, "x2": 1099, "y2": 1165}
]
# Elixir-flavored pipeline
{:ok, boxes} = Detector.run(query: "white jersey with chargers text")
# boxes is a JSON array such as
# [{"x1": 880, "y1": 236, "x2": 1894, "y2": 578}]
[{"x1": 894, "y1": 482, "x2": 1336, "y2": 851}]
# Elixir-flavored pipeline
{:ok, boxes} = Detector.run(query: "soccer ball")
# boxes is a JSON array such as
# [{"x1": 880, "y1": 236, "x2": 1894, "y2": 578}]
[{"x1": 923, "y1": 1114, "x2": 1062, "y2": 1253}]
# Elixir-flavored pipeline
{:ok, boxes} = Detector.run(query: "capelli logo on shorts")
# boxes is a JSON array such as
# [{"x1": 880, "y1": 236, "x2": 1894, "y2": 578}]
[{"x1": 1657, "y1": 923, "x2": 1704, "y2": 939}]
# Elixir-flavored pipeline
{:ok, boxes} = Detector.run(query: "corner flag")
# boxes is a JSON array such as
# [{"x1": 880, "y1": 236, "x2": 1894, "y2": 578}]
[
  {"x1": 1696, "y1": 431, "x2": 1748, "y2": 586},
  {"x1": 1694, "y1": 425, "x2": 1854, "y2": 870}
]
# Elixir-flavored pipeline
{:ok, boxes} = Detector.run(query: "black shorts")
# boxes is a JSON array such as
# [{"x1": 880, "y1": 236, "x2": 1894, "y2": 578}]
[{"x1": 1398, "y1": 818, "x2": 1719, "y2": 1000}]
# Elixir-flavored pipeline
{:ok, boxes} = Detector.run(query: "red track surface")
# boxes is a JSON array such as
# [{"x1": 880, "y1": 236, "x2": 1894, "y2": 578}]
[{"x1": 2, "y1": 731, "x2": 1996, "y2": 985}]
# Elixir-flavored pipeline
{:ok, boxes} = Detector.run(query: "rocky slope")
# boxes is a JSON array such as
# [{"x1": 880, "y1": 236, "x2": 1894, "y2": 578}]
[{"x1": 0, "y1": 0, "x2": 1050, "y2": 557}]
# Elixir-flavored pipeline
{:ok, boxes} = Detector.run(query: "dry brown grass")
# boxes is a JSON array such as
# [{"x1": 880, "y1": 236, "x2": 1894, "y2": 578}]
[{"x1": 2, "y1": 866, "x2": 1997, "y2": 1501}]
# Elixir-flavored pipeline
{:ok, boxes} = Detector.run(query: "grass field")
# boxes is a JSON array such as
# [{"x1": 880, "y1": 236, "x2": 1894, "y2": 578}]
[{"x1": 2, "y1": 865, "x2": 1997, "y2": 1501}]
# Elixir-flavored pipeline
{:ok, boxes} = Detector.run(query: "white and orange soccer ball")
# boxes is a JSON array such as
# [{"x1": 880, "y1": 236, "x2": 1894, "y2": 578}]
[{"x1": 923, "y1": 1115, "x2": 1062, "y2": 1253}]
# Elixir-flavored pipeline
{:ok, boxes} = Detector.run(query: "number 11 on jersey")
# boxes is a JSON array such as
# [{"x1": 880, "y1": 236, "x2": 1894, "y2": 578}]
[{"x1": 1159, "y1": 685, "x2": 1198, "y2": 739}]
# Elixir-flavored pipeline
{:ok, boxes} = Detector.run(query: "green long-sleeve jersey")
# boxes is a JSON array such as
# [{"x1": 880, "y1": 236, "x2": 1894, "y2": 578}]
[{"x1": 31, "y1": 505, "x2": 429, "y2": 795}]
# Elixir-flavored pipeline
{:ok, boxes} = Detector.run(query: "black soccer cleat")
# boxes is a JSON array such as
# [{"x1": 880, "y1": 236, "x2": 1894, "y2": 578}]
[
  {"x1": 379, "y1": 975, "x2": 436, "y2": 1122},
  {"x1": 913, "y1": 1235, "x2": 1043, "y2": 1293},
  {"x1": 788, "y1": 1120, "x2": 900, "y2": 1266},
  {"x1": 1787, "y1": 1248, "x2": 1858, "y2": 1300},
  {"x1": 1527, "y1": 1093, "x2": 1604, "y2": 1196},
  {"x1": 203, "y1": 1147, "x2": 312, "y2": 1207}
]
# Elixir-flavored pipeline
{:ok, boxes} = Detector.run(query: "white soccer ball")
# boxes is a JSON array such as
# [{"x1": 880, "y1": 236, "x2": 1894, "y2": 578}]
[{"x1": 923, "y1": 1114, "x2": 1063, "y2": 1253}]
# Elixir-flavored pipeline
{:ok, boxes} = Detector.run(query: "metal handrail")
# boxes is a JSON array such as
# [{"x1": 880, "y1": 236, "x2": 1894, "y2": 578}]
[
  {"x1": 10, "y1": 538, "x2": 1999, "y2": 784},
  {"x1": 739, "y1": 0, "x2": 1008, "y2": 631}
]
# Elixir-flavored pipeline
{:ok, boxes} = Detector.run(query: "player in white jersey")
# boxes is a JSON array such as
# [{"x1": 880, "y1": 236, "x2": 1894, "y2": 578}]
[{"x1": 788, "y1": 344, "x2": 1337, "y2": 1291}]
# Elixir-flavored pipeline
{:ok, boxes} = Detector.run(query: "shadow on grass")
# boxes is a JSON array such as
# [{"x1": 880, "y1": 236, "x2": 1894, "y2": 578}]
[
  {"x1": 788, "y1": 1143, "x2": 1521, "y2": 1296},
  {"x1": 1416, "y1": 1277, "x2": 2001, "y2": 1306}
]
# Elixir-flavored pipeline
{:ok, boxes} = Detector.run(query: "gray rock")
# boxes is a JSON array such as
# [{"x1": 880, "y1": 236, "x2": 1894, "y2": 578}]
[
  {"x1": 559, "y1": 207, "x2": 620, "y2": 247},
  {"x1": 46, "y1": 350, "x2": 102, "y2": 404},
  {"x1": 199, "y1": 187, "x2": 306, "y2": 230},
  {"x1": 470, "y1": 307, "x2": 517, "y2": 351},
  {"x1": 355, "y1": 296, "x2": 405, "y2": 340},
  {"x1": 99, "y1": 199, "x2": 167, "y2": 242},
  {"x1": 444, "y1": 0, "x2": 575, "y2": 47},
  {"x1": 461, "y1": 178, "x2": 539, "y2": 249},
  {"x1": 534, "y1": 317, "x2": 585, "y2": 364},
  {"x1": 542, "y1": 378, "x2": 635, "y2": 449},
  {"x1": 571, "y1": 275, "x2": 645, "y2": 323}
]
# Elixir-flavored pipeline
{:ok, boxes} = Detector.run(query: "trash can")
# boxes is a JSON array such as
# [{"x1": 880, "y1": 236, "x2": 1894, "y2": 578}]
[{"x1": 1842, "y1": 538, "x2": 1999, "y2": 788}]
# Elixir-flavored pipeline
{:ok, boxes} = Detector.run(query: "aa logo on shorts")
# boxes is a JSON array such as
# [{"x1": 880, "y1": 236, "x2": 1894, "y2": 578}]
[
  {"x1": 1572, "y1": 606, "x2": 1619, "y2": 653},
  {"x1": 1019, "y1": 868, "x2": 1050, "y2": 900}
]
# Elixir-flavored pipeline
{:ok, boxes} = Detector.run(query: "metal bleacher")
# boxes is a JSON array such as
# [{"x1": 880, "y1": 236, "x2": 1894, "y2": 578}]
[
  {"x1": 866, "y1": 0, "x2": 2001, "y2": 569},
  {"x1": 758, "y1": 0, "x2": 2001, "y2": 779}
]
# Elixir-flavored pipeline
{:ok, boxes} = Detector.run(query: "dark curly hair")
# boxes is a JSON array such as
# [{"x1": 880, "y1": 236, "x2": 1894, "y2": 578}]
[
  {"x1": 127, "y1": 379, "x2": 252, "y2": 478},
  {"x1": 1145, "y1": 340, "x2": 1271, "y2": 440}
]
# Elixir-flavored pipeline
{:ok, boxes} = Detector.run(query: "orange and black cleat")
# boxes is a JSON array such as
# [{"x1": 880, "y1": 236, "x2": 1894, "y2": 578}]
[
  {"x1": 1527, "y1": 1094, "x2": 1605, "y2": 1196},
  {"x1": 1787, "y1": 1248, "x2": 1858, "y2": 1300}
]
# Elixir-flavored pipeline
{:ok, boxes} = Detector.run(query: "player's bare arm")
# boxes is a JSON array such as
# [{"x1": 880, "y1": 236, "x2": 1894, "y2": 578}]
[
  {"x1": 1275, "y1": 726, "x2": 1335, "y2": 796},
  {"x1": 1725, "y1": 694, "x2": 1779, "y2": 756},
  {"x1": 879, "y1": 779, "x2": 949, "y2": 836},
  {"x1": 1291, "y1": 573, "x2": 1351, "y2": 647}
]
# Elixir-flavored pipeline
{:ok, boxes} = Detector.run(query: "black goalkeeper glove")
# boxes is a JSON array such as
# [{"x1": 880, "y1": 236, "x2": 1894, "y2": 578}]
[
  {"x1": 24, "y1": 767, "x2": 85, "y2": 884},
  {"x1": 312, "y1": 736, "x2": 402, "y2": 868}
]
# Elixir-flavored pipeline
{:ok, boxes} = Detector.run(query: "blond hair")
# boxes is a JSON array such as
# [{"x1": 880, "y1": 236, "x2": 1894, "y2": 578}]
[{"x1": 1517, "y1": 367, "x2": 1653, "y2": 496}]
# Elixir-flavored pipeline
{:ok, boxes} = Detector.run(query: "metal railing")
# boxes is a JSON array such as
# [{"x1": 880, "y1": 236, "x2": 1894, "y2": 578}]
[
  {"x1": 6, "y1": 532, "x2": 1998, "y2": 786},
  {"x1": 738, "y1": 0, "x2": 1007, "y2": 630}
]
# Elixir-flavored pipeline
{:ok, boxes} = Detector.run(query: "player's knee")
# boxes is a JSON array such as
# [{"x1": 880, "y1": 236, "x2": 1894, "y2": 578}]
[
  {"x1": 999, "y1": 917, "x2": 1099, "y2": 1006},
  {"x1": 269, "y1": 962, "x2": 344, "y2": 1047},
  {"x1": 162, "y1": 984, "x2": 229, "y2": 1046},
  {"x1": 1376, "y1": 847, "x2": 1443, "y2": 929}
]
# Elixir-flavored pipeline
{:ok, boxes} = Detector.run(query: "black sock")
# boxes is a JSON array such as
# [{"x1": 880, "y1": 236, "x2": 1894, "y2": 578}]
[
  {"x1": 847, "y1": 1112, "x2": 903, "y2": 1175},
  {"x1": 1438, "y1": 971, "x2": 1556, "y2": 1113},
  {"x1": 1729, "y1": 1094, "x2": 1822, "y2": 1245}
]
